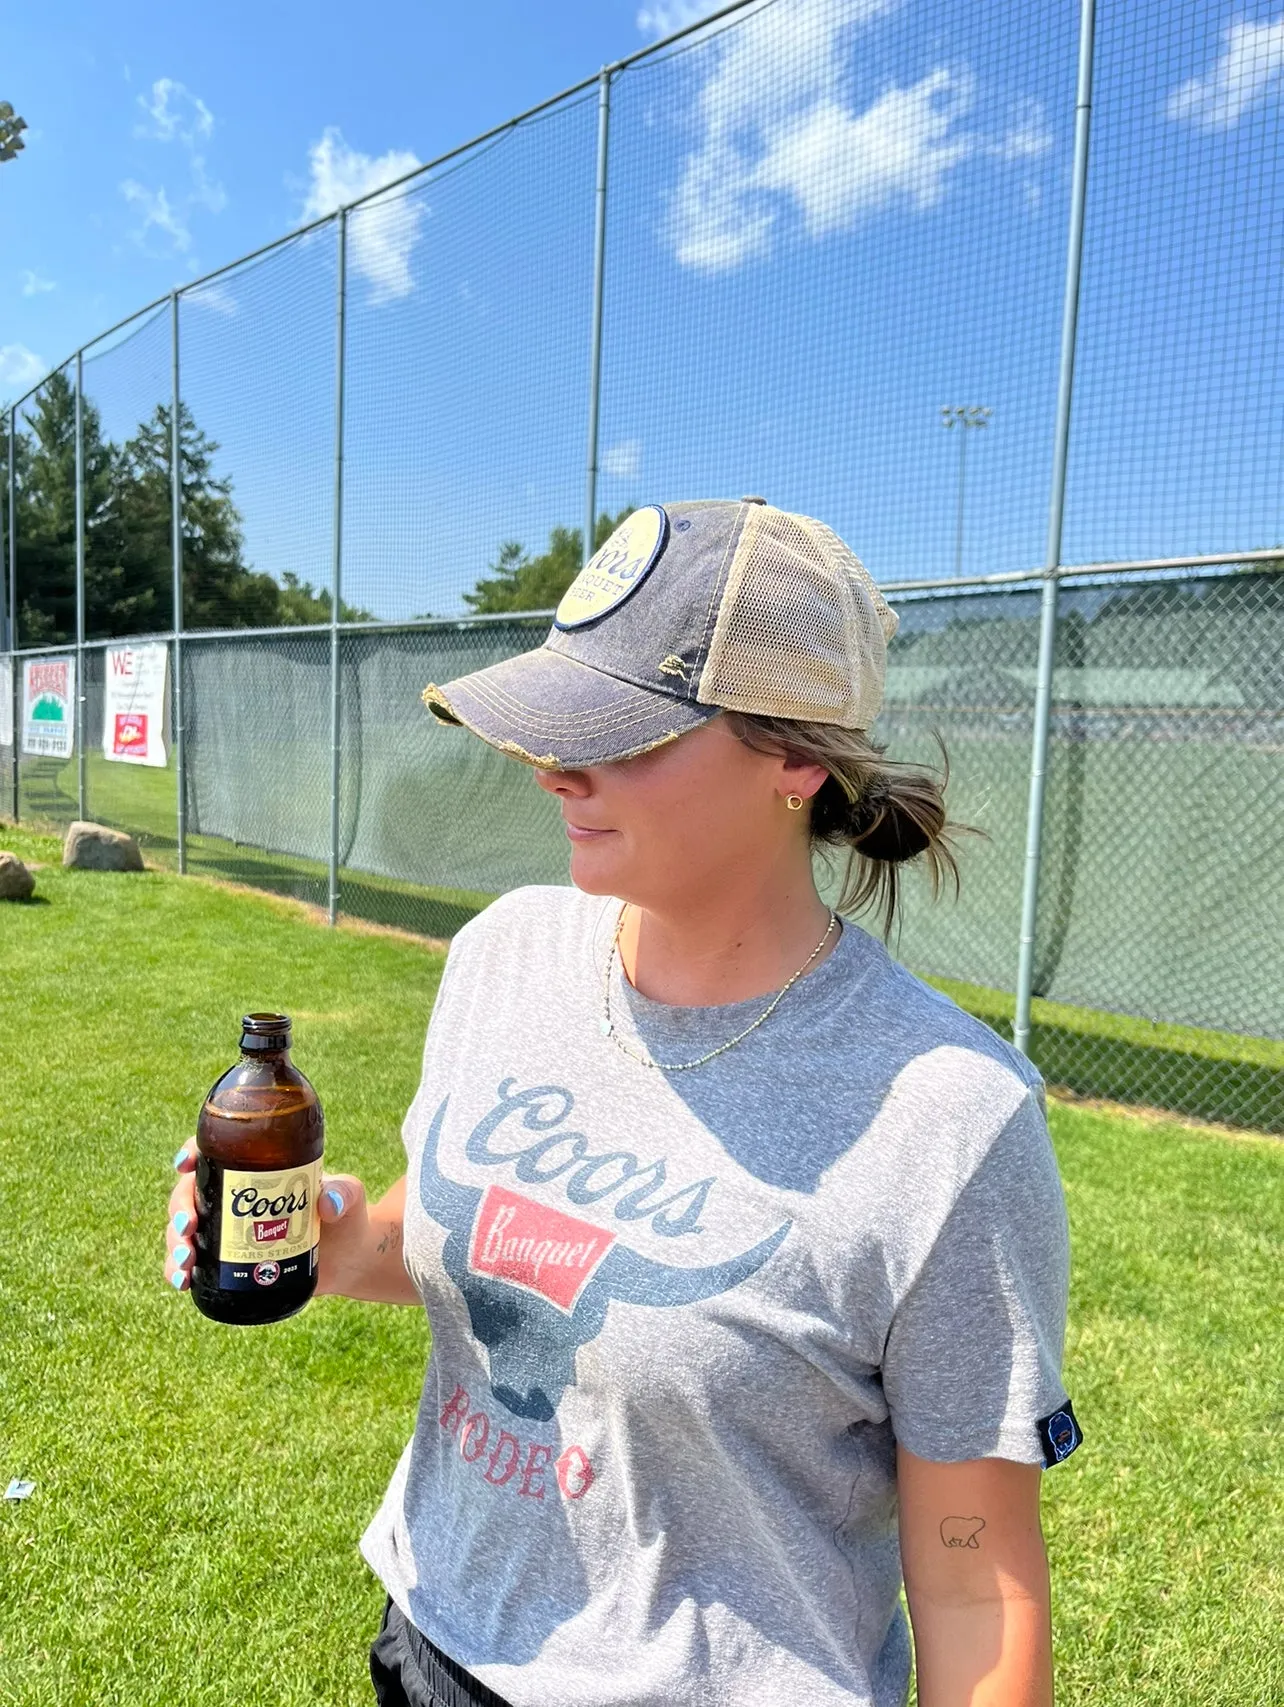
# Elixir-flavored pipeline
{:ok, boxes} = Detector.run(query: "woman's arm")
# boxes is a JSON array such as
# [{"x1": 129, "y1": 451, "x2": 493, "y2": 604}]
[
  {"x1": 898, "y1": 1445, "x2": 1053, "y2": 1707},
  {"x1": 315, "y1": 1172, "x2": 422, "y2": 1306}
]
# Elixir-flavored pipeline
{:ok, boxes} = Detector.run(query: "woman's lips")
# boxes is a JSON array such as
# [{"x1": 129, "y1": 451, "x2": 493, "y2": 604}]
[{"x1": 564, "y1": 822, "x2": 615, "y2": 842}]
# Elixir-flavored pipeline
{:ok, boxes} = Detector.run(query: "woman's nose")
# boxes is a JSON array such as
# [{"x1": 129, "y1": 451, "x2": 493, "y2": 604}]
[{"x1": 534, "y1": 766, "x2": 591, "y2": 797}]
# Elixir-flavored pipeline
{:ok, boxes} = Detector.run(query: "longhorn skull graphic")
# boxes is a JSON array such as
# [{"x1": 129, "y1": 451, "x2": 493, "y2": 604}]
[{"x1": 420, "y1": 1097, "x2": 791, "y2": 1421}]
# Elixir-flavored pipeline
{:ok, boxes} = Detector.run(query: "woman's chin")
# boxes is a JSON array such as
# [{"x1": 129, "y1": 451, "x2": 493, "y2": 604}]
[{"x1": 568, "y1": 842, "x2": 626, "y2": 896}]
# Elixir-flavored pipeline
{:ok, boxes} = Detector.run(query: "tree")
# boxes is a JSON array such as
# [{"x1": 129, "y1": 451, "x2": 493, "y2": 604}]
[
  {"x1": 276, "y1": 571, "x2": 376, "y2": 626},
  {"x1": 464, "y1": 509, "x2": 633, "y2": 615},
  {"x1": 119, "y1": 403, "x2": 281, "y2": 630},
  {"x1": 11, "y1": 370, "x2": 83, "y2": 645},
  {"x1": 0, "y1": 102, "x2": 27, "y2": 164}
]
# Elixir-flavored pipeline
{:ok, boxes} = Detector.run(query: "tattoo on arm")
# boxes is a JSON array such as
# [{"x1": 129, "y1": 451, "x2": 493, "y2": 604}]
[
  {"x1": 940, "y1": 1516, "x2": 986, "y2": 1550},
  {"x1": 375, "y1": 1225, "x2": 402, "y2": 1256}
]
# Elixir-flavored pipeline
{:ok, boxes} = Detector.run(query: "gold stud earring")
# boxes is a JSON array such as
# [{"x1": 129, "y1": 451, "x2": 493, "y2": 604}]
[{"x1": 785, "y1": 794, "x2": 804, "y2": 811}]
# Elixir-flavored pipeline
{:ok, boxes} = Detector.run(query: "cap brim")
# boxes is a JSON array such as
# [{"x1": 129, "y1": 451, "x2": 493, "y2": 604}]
[{"x1": 422, "y1": 646, "x2": 717, "y2": 769}]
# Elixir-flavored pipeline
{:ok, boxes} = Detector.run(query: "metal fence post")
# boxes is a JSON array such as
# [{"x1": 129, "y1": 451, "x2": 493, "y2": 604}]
[
  {"x1": 1014, "y1": 0, "x2": 1097, "y2": 1056},
  {"x1": 170, "y1": 291, "x2": 187, "y2": 875},
  {"x1": 583, "y1": 66, "x2": 612, "y2": 568},
  {"x1": 328, "y1": 209, "x2": 348, "y2": 927},
  {"x1": 74, "y1": 350, "x2": 87, "y2": 819},
  {"x1": 6, "y1": 404, "x2": 15, "y2": 821}
]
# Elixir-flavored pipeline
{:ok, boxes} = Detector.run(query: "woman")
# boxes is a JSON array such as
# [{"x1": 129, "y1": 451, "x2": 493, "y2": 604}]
[{"x1": 167, "y1": 499, "x2": 1081, "y2": 1707}]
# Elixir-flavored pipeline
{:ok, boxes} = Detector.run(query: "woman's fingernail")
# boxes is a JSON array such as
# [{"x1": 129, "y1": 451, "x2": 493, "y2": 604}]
[
  {"x1": 173, "y1": 1146, "x2": 189, "y2": 1170},
  {"x1": 172, "y1": 1242, "x2": 190, "y2": 1266},
  {"x1": 170, "y1": 1270, "x2": 187, "y2": 1291},
  {"x1": 172, "y1": 1210, "x2": 191, "y2": 1236},
  {"x1": 325, "y1": 1189, "x2": 344, "y2": 1217}
]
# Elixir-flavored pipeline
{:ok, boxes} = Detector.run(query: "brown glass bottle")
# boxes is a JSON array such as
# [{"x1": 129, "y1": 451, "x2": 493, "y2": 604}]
[{"x1": 191, "y1": 1013, "x2": 324, "y2": 1326}]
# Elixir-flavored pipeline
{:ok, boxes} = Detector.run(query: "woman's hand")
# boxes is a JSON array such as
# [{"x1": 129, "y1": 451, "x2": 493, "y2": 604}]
[{"x1": 164, "y1": 1142, "x2": 418, "y2": 1306}]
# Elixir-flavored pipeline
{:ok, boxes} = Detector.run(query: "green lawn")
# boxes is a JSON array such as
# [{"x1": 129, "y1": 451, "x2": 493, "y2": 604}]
[{"x1": 1, "y1": 826, "x2": 1281, "y2": 1705}]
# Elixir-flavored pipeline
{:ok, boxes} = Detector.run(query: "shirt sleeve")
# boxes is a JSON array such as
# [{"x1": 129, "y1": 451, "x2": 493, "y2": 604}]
[{"x1": 881, "y1": 1086, "x2": 1073, "y2": 1465}]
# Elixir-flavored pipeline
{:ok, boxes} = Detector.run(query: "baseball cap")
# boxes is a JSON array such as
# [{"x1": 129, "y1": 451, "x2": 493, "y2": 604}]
[{"x1": 422, "y1": 498, "x2": 898, "y2": 770}]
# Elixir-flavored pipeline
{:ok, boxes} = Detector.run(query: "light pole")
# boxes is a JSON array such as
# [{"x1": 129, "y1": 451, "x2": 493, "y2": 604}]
[{"x1": 940, "y1": 404, "x2": 991, "y2": 577}]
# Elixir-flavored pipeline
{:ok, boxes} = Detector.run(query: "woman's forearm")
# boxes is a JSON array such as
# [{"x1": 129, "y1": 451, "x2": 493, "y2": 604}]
[{"x1": 909, "y1": 1583, "x2": 1052, "y2": 1707}]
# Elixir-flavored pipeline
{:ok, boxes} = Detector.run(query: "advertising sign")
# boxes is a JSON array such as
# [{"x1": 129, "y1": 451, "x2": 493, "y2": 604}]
[
  {"x1": 0, "y1": 657, "x2": 12, "y2": 750},
  {"x1": 21, "y1": 656, "x2": 75, "y2": 759},
  {"x1": 103, "y1": 643, "x2": 169, "y2": 768}
]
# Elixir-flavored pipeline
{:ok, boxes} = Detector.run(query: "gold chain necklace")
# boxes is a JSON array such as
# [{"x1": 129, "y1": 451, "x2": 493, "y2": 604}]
[{"x1": 599, "y1": 905, "x2": 838, "y2": 1072}]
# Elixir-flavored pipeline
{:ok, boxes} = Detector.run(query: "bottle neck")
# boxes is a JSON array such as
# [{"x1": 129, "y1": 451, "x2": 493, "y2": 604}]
[{"x1": 239, "y1": 1041, "x2": 291, "y2": 1061}]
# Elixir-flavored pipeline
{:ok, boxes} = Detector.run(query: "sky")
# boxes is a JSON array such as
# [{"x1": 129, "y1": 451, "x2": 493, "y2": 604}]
[{"x1": 3, "y1": 0, "x2": 1283, "y2": 621}]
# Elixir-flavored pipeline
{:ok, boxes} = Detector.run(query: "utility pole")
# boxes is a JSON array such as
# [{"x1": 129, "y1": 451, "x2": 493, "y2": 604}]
[{"x1": 940, "y1": 404, "x2": 991, "y2": 577}]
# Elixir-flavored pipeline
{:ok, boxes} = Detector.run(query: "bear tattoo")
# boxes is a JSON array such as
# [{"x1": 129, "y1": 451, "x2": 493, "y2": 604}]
[{"x1": 939, "y1": 1515, "x2": 986, "y2": 1549}]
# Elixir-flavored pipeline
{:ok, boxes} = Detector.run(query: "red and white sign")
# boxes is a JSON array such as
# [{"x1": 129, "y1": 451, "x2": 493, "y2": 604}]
[
  {"x1": 103, "y1": 643, "x2": 168, "y2": 768},
  {"x1": 468, "y1": 1184, "x2": 613, "y2": 1313},
  {"x1": 21, "y1": 656, "x2": 75, "y2": 759},
  {"x1": 253, "y1": 1217, "x2": 290, "y2": 1243}
]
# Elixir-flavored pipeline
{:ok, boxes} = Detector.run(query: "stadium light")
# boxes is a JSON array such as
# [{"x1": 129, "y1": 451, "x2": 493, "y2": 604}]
[{"x1": 941, "y1": 404, "x2": 992, "y2": 576}]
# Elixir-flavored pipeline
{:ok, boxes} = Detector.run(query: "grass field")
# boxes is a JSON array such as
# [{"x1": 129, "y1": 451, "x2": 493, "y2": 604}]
[
  {"x1": 1, "y1": 825, "x2": 1281, "y2": 1705},
  {"x1": 14, "y1": 747, "x2": 1284, "y2": 1131}
]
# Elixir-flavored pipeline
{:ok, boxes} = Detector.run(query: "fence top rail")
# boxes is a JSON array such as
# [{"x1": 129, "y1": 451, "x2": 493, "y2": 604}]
[
  {"x1": 4, "y1": 549, "x2": 1280, "y2": 660},
  {"x1": 2, "y1": 0, "x2": 768, "y2": 406}
]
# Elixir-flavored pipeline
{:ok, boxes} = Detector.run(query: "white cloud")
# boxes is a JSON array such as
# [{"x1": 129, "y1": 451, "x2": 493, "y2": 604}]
[
  {"x1": 601, "y1": 440, "x2": 642, "y2": 479},
  {"x1": 301, "y1": 127, "x2": 426, "y2": 303},
  {"x1": 186, "y1": 279, "x2": 238, "y2": 316},
  {"x1": 991, "y1": 96, "x2": 1053, "y2": 162},
  {"x1": 636, "y1": 1, "x2": 723, "y2": 37},
  {"x1": 658, "y1": 0, "x2": 1055, "y2": 270},
  {"x1": 1168, "y1": 19, "x2": 1284, "y2": 128},
  {"x1": 124, "y1": 77, "x2": 225, "y2": 257},
  {"x1": 0, "y1": 344, "x2": 47, "y2": 395},
  {"x1": 753, "y1": 69, "x2": 975, "y2": 238},
  {"x1": 136, "y1": 77, "x2": 213, "y2": 146},
  {"x1": 20, "y1": 270, "x2": 55, "y2": 296},
  {"x1": 120, "y1": 179, "x2": 192, "y2": 254}
]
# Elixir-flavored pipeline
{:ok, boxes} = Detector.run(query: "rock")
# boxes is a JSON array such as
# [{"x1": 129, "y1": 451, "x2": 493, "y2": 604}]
[
  {"x1": 0, "y1": 851, "x2": 35, "y2": 900},
  {"x1": 62, "y1": 821, "x2": 145, "y2": 872}
]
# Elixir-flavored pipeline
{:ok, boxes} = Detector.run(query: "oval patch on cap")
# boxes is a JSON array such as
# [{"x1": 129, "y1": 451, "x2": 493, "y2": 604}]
[{"x1": 553, "y1": 505, "x2": 669, "y2": 630}]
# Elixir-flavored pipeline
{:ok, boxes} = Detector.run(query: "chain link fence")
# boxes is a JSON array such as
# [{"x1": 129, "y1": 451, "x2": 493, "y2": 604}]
[{"x1": 2, "y1": 0, "x2": 1282, "y2": 1133}]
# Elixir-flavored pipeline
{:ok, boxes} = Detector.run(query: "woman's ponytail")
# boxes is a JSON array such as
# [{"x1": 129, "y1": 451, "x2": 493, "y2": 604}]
[{"x1": 724, "y1": 712, "x2": 967, "y2": 938}]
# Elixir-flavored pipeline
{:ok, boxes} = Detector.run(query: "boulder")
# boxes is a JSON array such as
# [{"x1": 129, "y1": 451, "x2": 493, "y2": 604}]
[
  {"x1": 62, "y1": 821, "x2": 145, "y2": 872},
  {"x1": 0, "y1": 851, "x2": 35, "y2": 900}
]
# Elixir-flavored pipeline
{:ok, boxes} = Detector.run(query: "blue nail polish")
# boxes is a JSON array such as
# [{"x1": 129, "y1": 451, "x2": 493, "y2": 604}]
[
  {"x1": 170, "y1": 1270, "x2": 187, "y2": 1291},
  {"x1": 325, "y1": 1189, "x2": 344, "y2": 1217},
  {"x1": 172, "y1": 1210, "x2": 191, "y2": 1236},
  {"x1": 173, "y1": 1146, "x2": 189, "y2": 1170},
  {"x1": 172, "y1": 1242, "x2": 190, "y2": 1266}
]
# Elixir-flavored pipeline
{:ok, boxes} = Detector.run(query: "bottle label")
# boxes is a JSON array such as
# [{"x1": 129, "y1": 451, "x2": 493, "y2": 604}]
[{"x1": 217, "y1": 1160, "x2": 322, "y2": 1291}]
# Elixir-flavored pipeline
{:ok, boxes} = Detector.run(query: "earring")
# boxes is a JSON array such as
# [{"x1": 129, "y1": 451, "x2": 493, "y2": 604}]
[{"x1": 785, "y1": 794, "x2": 805, "y2": 811}]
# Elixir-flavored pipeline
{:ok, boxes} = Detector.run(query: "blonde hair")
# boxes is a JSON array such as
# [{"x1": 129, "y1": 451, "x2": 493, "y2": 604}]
[{"x1": 723, "y1": 711, "x2": 966, "y2": 938}]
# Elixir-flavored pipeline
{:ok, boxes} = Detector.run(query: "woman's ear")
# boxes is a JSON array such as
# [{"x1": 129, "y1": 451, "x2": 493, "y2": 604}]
[{"x1": 776, "y1": 752, "x2": 830, "y2": 803}]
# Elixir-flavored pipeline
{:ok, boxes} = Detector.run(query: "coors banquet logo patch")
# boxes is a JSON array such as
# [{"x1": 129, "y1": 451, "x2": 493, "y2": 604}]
[
  {"x1": 553, "y1": 505, "x2": 669, "y2": 630},
  {"x1": 219, "y1": 1161, "x2": 321, "y2": 1266}
]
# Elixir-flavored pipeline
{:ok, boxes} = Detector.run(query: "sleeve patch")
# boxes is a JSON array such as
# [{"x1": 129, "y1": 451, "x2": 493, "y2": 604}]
[{"x1": 1037, "y1": 1401, "x2": 1082, "y2": 1468}]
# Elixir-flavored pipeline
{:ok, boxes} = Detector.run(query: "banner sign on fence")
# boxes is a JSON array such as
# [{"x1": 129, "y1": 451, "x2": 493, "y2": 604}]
[
  {"x1": 0, "y1": 658, "x2": 12, "y2": 750},
  {"x1": 21, "y1": 656, "x2": 75, "y2": 759},
  {"x1": 103, "y1": 643, "x2": 169, "y2": 767}
]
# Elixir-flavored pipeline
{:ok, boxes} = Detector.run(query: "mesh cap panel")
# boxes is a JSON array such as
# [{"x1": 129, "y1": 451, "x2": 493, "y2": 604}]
[{"x1": 696, "y1": 505, "x2": 898, "y2": 728}]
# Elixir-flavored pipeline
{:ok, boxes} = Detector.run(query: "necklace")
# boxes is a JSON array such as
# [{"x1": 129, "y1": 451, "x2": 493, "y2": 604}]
[{"x1": 599, "y1": 905, "x2": 839, "y2": 1072}]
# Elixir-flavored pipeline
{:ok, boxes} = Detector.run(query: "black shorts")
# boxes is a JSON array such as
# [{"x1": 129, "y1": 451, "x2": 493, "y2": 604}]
[{"x1": 369, "y1": 1596, "x2": 514, "y2": 1707}]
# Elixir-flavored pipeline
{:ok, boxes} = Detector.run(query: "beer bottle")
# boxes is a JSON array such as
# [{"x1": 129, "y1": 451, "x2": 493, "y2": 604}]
[{"x1": 191, "y1": 1013, "x2": 324, "y2": 1325}]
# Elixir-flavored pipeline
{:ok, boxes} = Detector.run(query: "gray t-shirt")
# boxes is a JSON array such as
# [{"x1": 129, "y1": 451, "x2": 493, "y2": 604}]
[{"x1": 361, "y1": 886, "x2": 1073, "y2": 1706}]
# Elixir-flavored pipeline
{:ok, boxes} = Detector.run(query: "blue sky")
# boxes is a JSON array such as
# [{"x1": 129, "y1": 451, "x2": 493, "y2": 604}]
[{"x1": 4, "y1": 0, "x2": 1283, "y2": 620}]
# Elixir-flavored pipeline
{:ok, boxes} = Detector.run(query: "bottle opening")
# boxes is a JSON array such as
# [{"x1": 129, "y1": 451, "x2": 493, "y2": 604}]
[{"x1": 241, "y1": 1012, "x2": 292, "y2": 1052}]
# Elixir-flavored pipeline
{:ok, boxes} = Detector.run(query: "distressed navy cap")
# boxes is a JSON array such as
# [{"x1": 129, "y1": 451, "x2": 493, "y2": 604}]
[{"x1": 422, "y1": 498, "x2": 898, "y2": 770}]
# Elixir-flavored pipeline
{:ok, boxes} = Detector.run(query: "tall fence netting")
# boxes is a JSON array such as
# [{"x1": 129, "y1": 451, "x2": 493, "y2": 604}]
[{"x1": 1, "y1": 0, "x2": 1281, "y2": 1134}]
